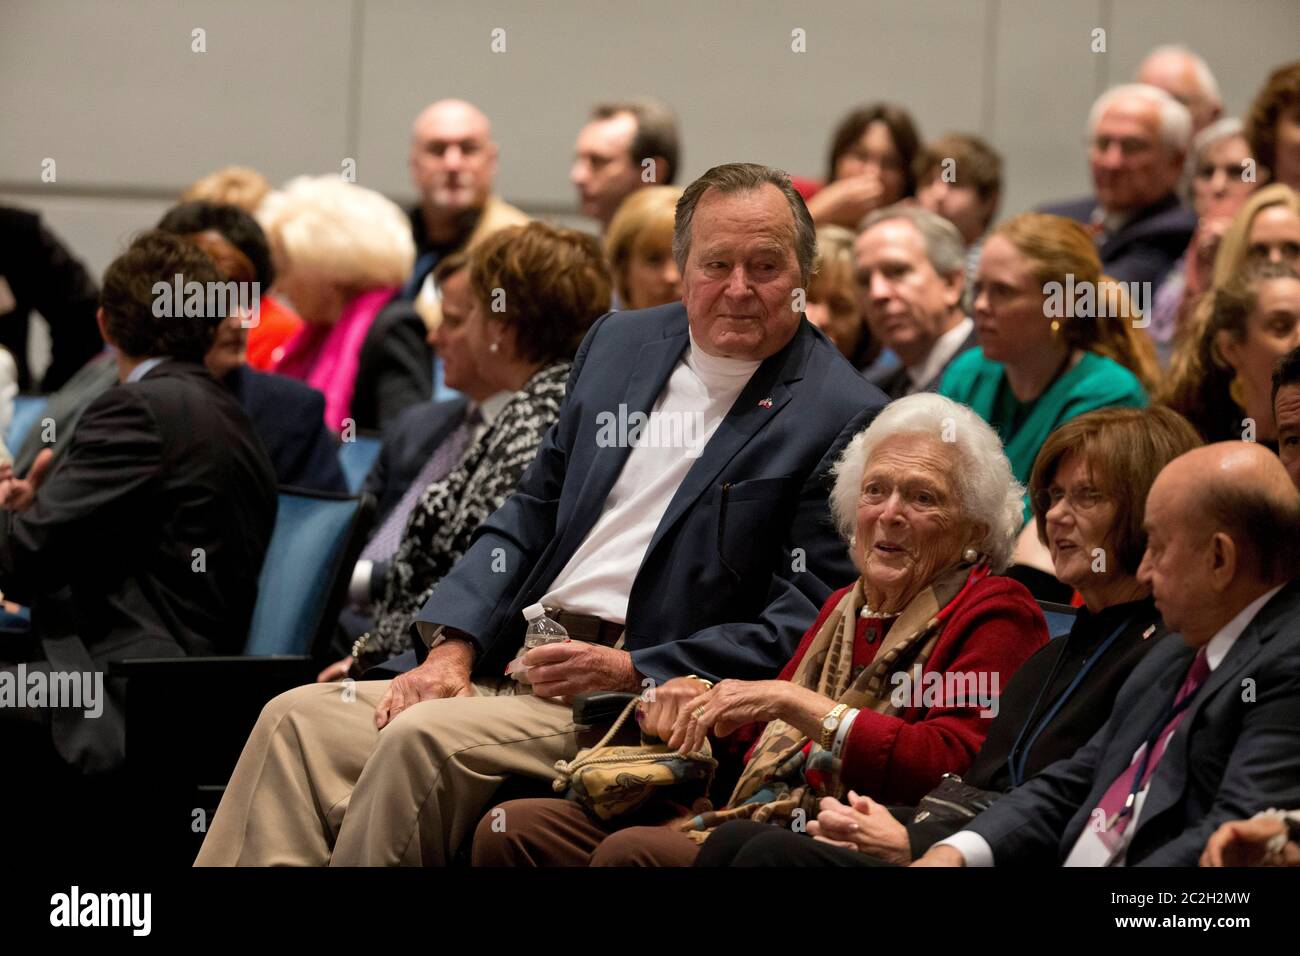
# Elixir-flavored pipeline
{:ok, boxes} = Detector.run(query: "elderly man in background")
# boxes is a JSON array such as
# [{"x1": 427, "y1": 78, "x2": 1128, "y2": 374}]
[
  {"x1": 1137, "y1": 45, "x2": 1223, "y2": 136},
  {"x1": 571, "y1": 98, "x2": 680, "y2": 233},
  {"x1": 913, "y1": 442, "x2": 1300, "y2": 867},
  {"x1": 856, "y1": 205, "x2": 976, "y2": 399},
  {"x1": 403, "y1": 99, "x2": 528, "y2": 321},
  {"x1": 1042, "y1": 84, "x2": 1197, "y2": 289},
  {"x1": 195, "y1": 162, "x2": 886, "y2": 867}
]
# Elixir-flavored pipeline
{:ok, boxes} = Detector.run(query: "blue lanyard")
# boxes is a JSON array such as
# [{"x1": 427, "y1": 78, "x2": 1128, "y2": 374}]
[{"x1": 1007, "y1": 618, "x2": 1132, "y2": 787}]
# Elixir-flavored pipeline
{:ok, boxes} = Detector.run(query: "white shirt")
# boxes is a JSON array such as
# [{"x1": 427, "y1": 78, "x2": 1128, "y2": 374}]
[
  {"x1": 905, "y1": 316, "x2": 973, "y2": 392},
  {"x1": 126, "y1": 356, "x2": 169, "y2": 383},
  {"x1": 539, "y1": 333, "x2": 760, "y2": 624},
  {"x1": 938, "y1": 584, "x2": 1284, "y2": 867}
]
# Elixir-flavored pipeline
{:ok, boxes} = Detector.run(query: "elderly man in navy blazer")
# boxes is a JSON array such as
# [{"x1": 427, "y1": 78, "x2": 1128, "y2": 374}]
[
  {"x1": 915, "y1": 443, "x2": 1300, "y2": 867},
  {"x1": 196, "y1": 162, "x2": 886, "y2": 866},
  {"x1": 1041, "y1": 84, "x2": 1197, "y2": 290}
]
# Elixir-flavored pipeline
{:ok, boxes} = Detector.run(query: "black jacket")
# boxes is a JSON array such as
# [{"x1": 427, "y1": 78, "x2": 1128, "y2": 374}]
[
  {"x1": 350, "y1": 299, "x2": 433, "y2": 431},
  {"x1": 0, "y1": 205, "x2": 103, "y2": 391},
  {"x1": 905, "y1": 598, "x2": 1164, "y2": 855},
  {"x1": 0, "y1": 360, "x2": 278, "y2": 771},
  {"x1": 1039, "y1": 193, "x2": 1197, "y2": 289}
]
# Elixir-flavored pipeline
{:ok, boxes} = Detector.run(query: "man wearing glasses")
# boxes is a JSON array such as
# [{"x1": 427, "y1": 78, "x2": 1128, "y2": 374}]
[{"x1": 1042, "y1": 84, "x2": 1198, "y2": 291}]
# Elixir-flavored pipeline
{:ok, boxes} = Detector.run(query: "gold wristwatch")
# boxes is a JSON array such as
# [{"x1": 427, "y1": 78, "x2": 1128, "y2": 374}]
[{"x1": 820, "y1": 703, "x2": 849, "y2": 750}]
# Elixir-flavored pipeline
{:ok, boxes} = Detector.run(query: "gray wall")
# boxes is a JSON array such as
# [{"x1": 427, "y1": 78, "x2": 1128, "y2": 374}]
[{"x1": 3, "y1": 0, "x2": 1299, "y2": 279}]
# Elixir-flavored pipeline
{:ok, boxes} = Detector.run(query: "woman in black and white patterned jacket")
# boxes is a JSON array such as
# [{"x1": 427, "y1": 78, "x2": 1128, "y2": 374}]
[{"x1": 353, "y1": 222, "x2": 612, "y2": 670}]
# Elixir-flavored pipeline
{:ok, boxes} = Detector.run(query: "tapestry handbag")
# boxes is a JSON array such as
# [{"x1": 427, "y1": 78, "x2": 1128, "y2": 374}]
[
  {"x1": 552, "y1": 698, "x2": 717, "y2": 822},
  {"x1": 911, "y1": 772, "x2": 1002, "y2": 828}
]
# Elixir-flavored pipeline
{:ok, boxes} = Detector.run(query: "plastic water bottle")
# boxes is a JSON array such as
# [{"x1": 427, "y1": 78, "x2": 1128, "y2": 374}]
[{"x1": 523, "y1": 604, "x2": 569, "y2": 648}]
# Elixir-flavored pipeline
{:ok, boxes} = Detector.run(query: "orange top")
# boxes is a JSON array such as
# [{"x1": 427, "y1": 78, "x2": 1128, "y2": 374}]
[{"x1": 245, "y1": 295, "x2": 303, "y2": 371}]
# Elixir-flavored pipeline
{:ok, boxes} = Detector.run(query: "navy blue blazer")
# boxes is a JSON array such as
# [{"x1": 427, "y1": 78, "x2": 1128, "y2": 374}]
[
  {"x1": 411, "y1": 303, "x2": 886, "y2": 682},
  {"x1": 224, "y1": 366, "x2": 347, "y2": 494},
  {"x1": 1040, "y1": 193, "x2": 1196, "y2": 289},
  {"x1": 364, "y1": 397, "x2": 469, "y2": 526},
  {"x1": 965, "y1": 582, "x2": 1300, "y2": 866}
]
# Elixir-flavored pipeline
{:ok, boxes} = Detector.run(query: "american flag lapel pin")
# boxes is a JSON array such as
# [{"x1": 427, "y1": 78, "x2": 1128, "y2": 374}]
[{"x1": 758, "y1": 397, "x2": 773, "y2": 408}]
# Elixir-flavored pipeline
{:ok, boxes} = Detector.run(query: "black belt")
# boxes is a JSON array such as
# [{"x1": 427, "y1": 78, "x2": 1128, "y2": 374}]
[{"x1": 545, "y1": 608, "x2": 625, "y2": 647}]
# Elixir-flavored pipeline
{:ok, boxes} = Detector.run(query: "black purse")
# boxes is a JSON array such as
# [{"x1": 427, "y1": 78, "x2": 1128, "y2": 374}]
[{"x1": 911, "y1": 773, "x2": 1002, "y2": 828}]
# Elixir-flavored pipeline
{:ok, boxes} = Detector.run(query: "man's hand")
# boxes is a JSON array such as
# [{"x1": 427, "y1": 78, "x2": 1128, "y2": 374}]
[
  {"x1": 806, "y1": 792, "x2": 912, "y2": 864},
  {"x1": 522, "y1": 641, "x2": 637, "y2": 700},
  {"x1": 1201, "y1": 816, "x2": 1300, "y2": 867},
  {"x1": 0, "y1": 449, "x2": 53, "y2": 512},
  {"x1": 374, "y1": 638, "x2": 475, "y2": 729},
  {"x1": 909, "y1": 844, "x2": 966, "y2": 867},
  {"x1": 637, "y1": 676, "x2": 713, "y2": 743}
]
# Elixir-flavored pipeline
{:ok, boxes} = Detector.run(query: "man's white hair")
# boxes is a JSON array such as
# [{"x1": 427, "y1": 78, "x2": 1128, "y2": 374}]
[
  {"x1": 1088, "y1": 83, "x2": 1193, "y2": 153},
  {"x1": 258, "y1": 175, "x2": 415, "y2": 290},
  {"x1": 830, "y1": 393, "x2": 1024, "y2": 572},
  {"x1": 1141, "y1": 44, "x2": 1222, "y2": 103}
]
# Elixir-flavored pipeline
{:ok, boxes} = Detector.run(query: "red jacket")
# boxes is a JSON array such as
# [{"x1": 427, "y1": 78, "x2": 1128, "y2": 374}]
[{"x1": 773, "y1": 574, "x2": 1048, "y2": 805}]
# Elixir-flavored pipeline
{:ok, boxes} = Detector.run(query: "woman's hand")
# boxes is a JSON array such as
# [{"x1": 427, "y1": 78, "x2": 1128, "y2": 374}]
[
  {"x1": 669, "y1": 679, "x2": 830, "y2": 754},
  {"x1": 1200, "y1": 816, "x2": 1300, "y2": 867},
  {"x1": 317, "y1": 655, "x2": 354, "y2": 683},
  {"x1": 636, "y1": 676, "x2": 713, "y2": 743},
  {"x1": 806, "y1": 792, "x2": 912, "y2": 864},
  {"x1": 805, "y1": 176, "x2": 886, "y2": 228}
]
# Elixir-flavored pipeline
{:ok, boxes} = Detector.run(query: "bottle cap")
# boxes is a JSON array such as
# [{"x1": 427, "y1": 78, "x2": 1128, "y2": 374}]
[{"x1": 523, "y1": 603, "x2": 546, "y2": 622}]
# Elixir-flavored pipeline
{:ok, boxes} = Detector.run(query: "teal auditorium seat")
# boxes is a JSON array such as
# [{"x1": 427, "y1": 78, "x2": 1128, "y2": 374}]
[
  {"x1": 338, "y1": 433, "x2": 382, "y2": 493},
  {"x1": 111, "y1": 488, "x2": 375, "y2": 864},
  {"x1": 5, "y1": 394, "x2": 49, "y2": 451}
]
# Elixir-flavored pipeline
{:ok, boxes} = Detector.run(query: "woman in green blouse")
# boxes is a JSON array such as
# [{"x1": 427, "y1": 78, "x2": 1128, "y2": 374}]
[{"x1": 941, "y1": 213, "x2": 1158, "y2": 521}]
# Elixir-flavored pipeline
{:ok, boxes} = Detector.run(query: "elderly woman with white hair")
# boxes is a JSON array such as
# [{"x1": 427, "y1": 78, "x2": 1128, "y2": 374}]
[
  {"x1": 258, "y1": 175, "x2": 430, "y2": 432},
  {"x1": 471, "y1": 393, "x2": 1049, "y2": 867}
]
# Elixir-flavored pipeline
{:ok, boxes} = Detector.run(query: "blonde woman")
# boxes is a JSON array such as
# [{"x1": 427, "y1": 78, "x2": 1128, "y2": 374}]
[
  {"x1": 604, "y1": 186, "x2": 683, "y2": 310},
  {"x1": 808, "y1": 224, "x2": 878, "y2": 370},
  {"x1": 259, "y1": 175, "x2": 426, "y2": 432}
]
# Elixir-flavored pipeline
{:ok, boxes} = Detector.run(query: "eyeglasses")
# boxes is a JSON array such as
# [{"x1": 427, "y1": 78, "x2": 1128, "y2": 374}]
[
  {"x1": 1035, "y1": 485, "x2": 1107, "y2": 514},
  {"x1": 1088, "y1": 136, "x2": 1155, "y2": 158}
]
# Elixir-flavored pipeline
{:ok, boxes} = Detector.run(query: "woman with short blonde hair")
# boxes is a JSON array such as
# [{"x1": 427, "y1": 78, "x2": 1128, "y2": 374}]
[
  {"x1": 258, "y1": 175, "x2": 426, "y2": 432},
  {"x1": 603, "y1": 186, "x2": 683, "y2": 310}
]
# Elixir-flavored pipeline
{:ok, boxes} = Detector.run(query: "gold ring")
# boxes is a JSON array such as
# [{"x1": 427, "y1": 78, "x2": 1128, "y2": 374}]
[{"x1": 693, "y1": 706, "x2": 706, "y2": 719}]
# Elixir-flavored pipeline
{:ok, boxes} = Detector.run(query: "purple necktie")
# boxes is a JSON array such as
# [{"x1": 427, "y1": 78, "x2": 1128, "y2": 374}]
[
  {"x1": 1093, "y1": 647, "x2": 1210, "y2": 849},
  {"x1": 360, "y1": 414, "x2": 475, "y2": 563}
]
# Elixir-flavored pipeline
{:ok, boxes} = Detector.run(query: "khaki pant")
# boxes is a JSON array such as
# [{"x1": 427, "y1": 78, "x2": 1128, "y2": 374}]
[{"x1": 194, "y1": 677, "x2": 583, "y2": 866}]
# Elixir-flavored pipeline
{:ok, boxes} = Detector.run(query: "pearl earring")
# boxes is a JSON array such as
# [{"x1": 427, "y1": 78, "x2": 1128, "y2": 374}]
[
  {"x1": 488, "y1": 340, "x2": 500, "y2": 354},
  {"x1": 963, "y1": 547, "x2": 979, "y2": 564}
]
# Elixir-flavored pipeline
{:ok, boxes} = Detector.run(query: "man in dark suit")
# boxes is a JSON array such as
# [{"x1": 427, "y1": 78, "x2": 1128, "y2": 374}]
[
  {"x1": 0, "y1": 232, "x2": 277, "y2": 776},
  {"x1": 856, "y1": 206, "x2": 976, "y2": 399},
  {"x1": 915, "y1": 442, "x2": 1300, "y2": 867},
  {"x1": 13, "y1": 201, "x2": 347, "y2": 494},
  {"x1": 196, "y1": 162, "x2": 886, "y2": 866},
  {"x1": 329, "y1": 254, "x2": 510, "y2": 656},
  {"x1": 0, "y1": 204, "x2": 104, "y2": 391},
  {"x1": 1041, "y1": 84, "x2": 1197, "y2": 290}
]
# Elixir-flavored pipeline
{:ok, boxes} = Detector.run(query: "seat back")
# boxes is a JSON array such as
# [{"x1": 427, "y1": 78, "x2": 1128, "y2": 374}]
[
  {"x1": 1038, "y1": 600, "x2": 1078, "y2": 640},
  {"x1": 6, "y1": 394, "x2": 49, "y2": 451},
  {"x1": 244, "y1": 489, "x2": 375, "y2": 657},
  {"x1": 338, "y1": 434, "x2": 382, "y2": 493}
]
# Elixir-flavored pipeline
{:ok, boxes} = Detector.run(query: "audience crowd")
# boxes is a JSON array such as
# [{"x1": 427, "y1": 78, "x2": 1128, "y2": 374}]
[{"x1": 3, "y1": 46, "x2": 1300, "y2": 871}]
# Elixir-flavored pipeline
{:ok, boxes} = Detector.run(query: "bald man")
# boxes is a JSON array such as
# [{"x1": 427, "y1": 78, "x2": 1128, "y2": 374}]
[
  {"x1": 1137, "y1": 45, "x2": 1223, "y2": 135},
  {"x1": 403, "y1": 99, "x2": 528, "y2": 316},
  {"x1": 915, "y1": 443, "x2": 1300, "y2": 867}
]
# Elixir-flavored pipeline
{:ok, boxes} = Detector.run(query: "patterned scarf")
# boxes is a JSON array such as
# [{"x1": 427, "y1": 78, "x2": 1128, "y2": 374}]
[
  {"x1": 365, "y1": 360, "x2": 570, "y2": 664},
  {"x1": 680, "y1": 562, "x2": 982, "y2": 841}
]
